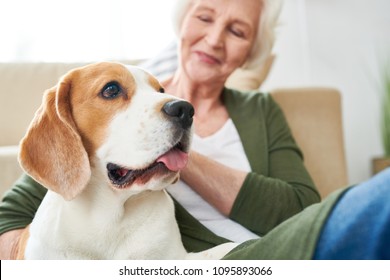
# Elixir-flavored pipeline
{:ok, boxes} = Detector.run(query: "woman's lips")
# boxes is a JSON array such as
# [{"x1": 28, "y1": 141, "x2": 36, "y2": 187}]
[{"x1": 194, "y1": 51, "x2": 222, "y2": 65}]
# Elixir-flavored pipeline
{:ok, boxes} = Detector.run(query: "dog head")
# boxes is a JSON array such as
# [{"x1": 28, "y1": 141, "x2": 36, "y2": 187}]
[{"x1": 19, "y1": 62, "x2": 194, "y2": 200}]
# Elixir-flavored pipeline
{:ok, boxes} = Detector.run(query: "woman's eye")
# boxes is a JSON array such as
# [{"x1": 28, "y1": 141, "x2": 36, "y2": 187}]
[
  {"x1": 197, "y1": 15, "x2": 212, "y2": 23},
  {"x1": 230, "y1": 27, "x2": 245, "y2": 38},
  {"x1": 101, "y1": 83, "x2": 121, "y2": 99}
]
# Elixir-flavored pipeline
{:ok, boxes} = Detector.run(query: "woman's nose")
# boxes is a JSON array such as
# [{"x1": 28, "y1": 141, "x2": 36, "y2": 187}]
[{"x1": 205, "y1": 24, "x2": 224, "y2": 48}]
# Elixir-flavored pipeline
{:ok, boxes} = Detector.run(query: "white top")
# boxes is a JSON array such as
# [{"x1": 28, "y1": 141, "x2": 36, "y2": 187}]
[{"x1": 167, "y1": 119, "x2": 260, "y2": 243}]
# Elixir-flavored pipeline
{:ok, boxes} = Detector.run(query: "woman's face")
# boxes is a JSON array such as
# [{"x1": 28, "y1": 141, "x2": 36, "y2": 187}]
[{"x1": 179, "y1": 0, "x2": 261, "y2": 84}]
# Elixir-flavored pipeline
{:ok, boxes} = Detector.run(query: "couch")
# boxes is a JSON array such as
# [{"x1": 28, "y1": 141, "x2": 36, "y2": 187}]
[{"x1": 0, "y1": 62, "x2": 348, "y2": 199}]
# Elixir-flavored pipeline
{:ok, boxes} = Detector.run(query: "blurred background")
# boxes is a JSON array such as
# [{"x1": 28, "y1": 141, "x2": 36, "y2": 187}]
[{"x1": 1, "y1": 0, "x2": 389, "y2": 185}]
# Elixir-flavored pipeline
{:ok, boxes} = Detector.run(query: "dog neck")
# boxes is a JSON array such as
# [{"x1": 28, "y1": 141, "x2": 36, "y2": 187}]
[
  {"x1": 27, "y1": 173, "x2": 182, "y2": 259},
  {"x1": 67, "y1": 167, "x2": 163, "y2": 221}
]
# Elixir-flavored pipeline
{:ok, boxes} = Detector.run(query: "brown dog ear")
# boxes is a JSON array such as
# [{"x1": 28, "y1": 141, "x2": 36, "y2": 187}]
[{"x1": 19, "y1": 75, "x2": 91, "y2": 200}]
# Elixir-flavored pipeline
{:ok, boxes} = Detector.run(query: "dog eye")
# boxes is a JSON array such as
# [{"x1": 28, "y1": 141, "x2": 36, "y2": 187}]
[
  {"x1": 159, "y1": 87, "x2": 165, "y2": 94},
  {"x1": 101, "y1": 82, "x2": 121, "y2": 99}
]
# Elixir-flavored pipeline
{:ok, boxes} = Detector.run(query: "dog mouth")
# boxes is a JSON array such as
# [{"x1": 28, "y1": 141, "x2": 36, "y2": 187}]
[{"x1": 107, "y1": 142, "x2": 189, "y2": 188}]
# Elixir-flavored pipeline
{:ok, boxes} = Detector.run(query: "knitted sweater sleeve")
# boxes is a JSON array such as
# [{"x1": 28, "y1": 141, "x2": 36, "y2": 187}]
[
  {"x1": 0, "y1": 174, "x2": 46, "y2": 235},
  {"x1": 227, "y1": 91, "x2": 321, "y2": 236}
]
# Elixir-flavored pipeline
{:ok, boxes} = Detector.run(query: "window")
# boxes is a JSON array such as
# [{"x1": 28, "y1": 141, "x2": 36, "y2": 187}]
[{"x1": 0, "y1": 0, "x2": 176, "y2": 62}]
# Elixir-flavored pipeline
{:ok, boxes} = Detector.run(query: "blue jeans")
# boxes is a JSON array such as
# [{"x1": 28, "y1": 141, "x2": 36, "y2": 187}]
[{"x1": 313, "y1": 168, "x2": 390, "y2": 259}]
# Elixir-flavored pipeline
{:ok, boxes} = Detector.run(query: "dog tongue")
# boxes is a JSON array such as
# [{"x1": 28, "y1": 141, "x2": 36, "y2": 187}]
[{"x1": 156, "y1": 148, "x2": 188, "y2": 171}]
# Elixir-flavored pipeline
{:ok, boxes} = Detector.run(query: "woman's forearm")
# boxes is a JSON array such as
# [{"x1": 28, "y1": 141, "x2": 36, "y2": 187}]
[
  {"x1": 0, "y1": 229, "x2": 24, "y2": 259},
  {"x1": 181, "y1": 149, "x2": 320, "y2": 236},
  {"x1": 180, "y1": 151, "x2": 247, "y2": 216}
]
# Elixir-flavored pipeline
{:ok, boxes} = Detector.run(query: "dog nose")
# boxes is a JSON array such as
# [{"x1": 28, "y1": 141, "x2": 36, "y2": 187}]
[{"x1": 162, "y1": 100, "x2": 194, "y2": 129}]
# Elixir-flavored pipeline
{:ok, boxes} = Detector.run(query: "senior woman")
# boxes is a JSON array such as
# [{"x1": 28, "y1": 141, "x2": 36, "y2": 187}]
[
  {"x1": 162, "y1": 0, "x2": 320, "y2": 243},
  {"x1": 1, "y1": 0, "x2": 390, "y2": 260}
]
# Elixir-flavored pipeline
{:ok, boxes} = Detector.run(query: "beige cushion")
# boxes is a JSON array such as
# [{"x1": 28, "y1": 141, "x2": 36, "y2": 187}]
[
  {"x1": 271, "y1": 87, "x2": 348, "y2": 198},
  {"x1": 0, "y1": 146, "x2": 23, "y2": 198},
  {"x1": 0, "y1": 63, "x2": 88, "y2": 146}
]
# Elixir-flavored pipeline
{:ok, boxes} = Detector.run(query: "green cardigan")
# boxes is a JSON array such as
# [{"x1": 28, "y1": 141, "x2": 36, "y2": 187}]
[{"x1": 0, "y1": 88, "x2": 345, "y2": 259}]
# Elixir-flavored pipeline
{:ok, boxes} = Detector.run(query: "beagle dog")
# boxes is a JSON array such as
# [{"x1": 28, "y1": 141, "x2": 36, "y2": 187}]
[{"x1": 16, "y1": 62, "x2": 236, "y2": 259}]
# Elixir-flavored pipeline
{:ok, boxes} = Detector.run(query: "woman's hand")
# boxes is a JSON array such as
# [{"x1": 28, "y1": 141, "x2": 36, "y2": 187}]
[{"x1": 180, "y1": 150, "x2": 247, "y2": 216}]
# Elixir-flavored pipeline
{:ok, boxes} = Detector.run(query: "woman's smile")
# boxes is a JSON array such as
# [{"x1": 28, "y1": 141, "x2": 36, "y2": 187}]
[{"x1": 194, "y1": 50, "x2": 222, "y2": 65}]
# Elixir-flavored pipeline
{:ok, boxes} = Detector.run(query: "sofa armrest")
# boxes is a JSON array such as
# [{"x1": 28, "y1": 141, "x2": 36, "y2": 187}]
[{"x1": 0, "y1": 146, "x2": 23, "y2": 198}]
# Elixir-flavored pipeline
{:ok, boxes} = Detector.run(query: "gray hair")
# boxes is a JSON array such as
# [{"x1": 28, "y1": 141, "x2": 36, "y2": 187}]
[{"x1": 171, "y1": 0, "x2": 282, "y2": 71}]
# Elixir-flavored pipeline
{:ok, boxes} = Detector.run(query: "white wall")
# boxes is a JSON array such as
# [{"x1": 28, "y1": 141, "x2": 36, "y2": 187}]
[
  {"x1": 263, "y1": 0, "x2": 390, "y2": 185},
  {"x1": 0, "y1": 0, "x2": 176, "y2": 62}
]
